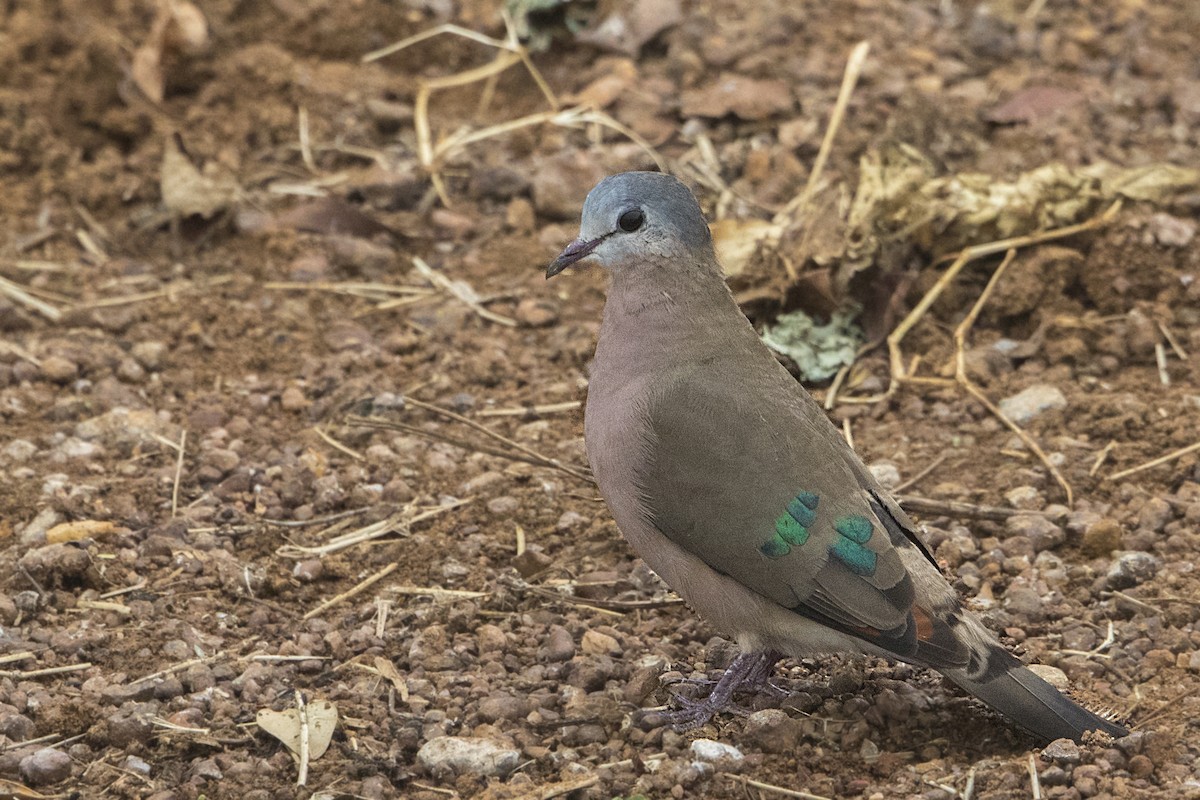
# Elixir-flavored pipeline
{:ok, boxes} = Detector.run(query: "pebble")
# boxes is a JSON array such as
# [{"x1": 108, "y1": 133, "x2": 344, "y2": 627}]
[
  {"x1": 689, "y1": 739, "x2": 743, "y2": 764},
  {"x1": 416, "y1": 736, "x2": 520, "y2": 778},
  {"x1": 680, "y1": 75, "x2": 793, "y2": 120},
  {"x1": 867, "y1": 461, "x2": 901, "y2": 490},
  {"x1": 4, "y1": 438, "x2": 39, "y2": 461},
  {"x1": 1136, "y1": 497, "x2": 1173, "y2": 532},
  {"x1": 540, "y1": 625, "x2": 576, "y2": 662},
  {"x1": 1004, "y1": 486, "x2": 1044, "y2": 510},
  {"x1": 39, "y1": 356, "x2": 78, "y2": 383},
  {"x1": 531, "y1": 151, "x2": 607, "y2": 220},
  {"x1": 1081, "y1": 518, "x2": 1124, "y2": 556},
  {"x1": 1104, "y1": 551, "x2": 1160, "y2": 589},
  {"x1": 131, "y1": 341, "x2": 168, "y2": 369},
  {"x1": 280, "y1": 386, "x2": 308, "y2": 412},
  {"x1": 581, "y1": 629, "x2": 621, "y2": 656},
  {"x1": 1043, "y1": 737, "x2": 1081, "y2": 764},
  {"x1": 19, "y1": 747, "x2": 72, "y2": 785},
  {"x1": 515, "y1": 297, "x2": 560, "y2": 328},
  {"x1": 741, "y1": 709, "x2": 803, "y2": 754},
  {"x1": 476, "y1": 694, "x2": 529, "y2": 722},
  {"x1": 998, "y1": 384, "x2": 1067, "y2": 424},
  {"x1": 1005, "y1": 514, "x2": 1065, "y2": 552}
]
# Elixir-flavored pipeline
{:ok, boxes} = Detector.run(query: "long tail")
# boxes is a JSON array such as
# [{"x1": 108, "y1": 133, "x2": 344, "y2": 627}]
[{"x1": 943, "y1": 648, "x2": 1127, "y2": 742}]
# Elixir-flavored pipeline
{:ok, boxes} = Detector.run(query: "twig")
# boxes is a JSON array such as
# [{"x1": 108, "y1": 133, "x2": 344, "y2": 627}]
[
  {"x1": 303, "y1": 562, "x2": 398, "y2": 620},
  {"x1": 1028, "y1": 754, "x2": 1042, "y2": 800},
  {"x1": 1157, "y1": 320, "x2": 1188, "y2": 360},
  {"x1": 538, "y1": 776, "x2": 600, "y2": 799},
  {"x1": 411, "y1": 257, "x2": 516, "y2": 327},
  {"x1": 1090, "y1": 441, "x2": 1117, "y2": 476},
  {"x1": 0, "y1": 274, "x2": 62, "y2": 320},
  {"x1": 728, "y1": 775, "x2": 834, "y2": 800},
  {"x1": 1154, "y1": 342, "x2": 1170, "y2": 386},
  {"x1": 952, "y1": 248, "x2": 1072, "y2": 505},
  {"x1": 298, "y1": 106, "x2": 317, "y2": 174},
  {"x1": 898, "y1": 495, "x2": 1029, "y2": 522},
  {"x1": 312, "y1": 426, "x2": 364, "y2": 461},
  {"x1": 295, "y1": 690, "x2": 310, "y2": 786},
  {"x1": 1109, "y1": 439, "x2": 1200, "y2": 480},
  {"x1": 893, "y1": 453, "x2": 948, "y2": 493},
  {"x1": 171, "y1": 429, "x2": 187, "y2": 517},
  {"x1": 275, "y1": 503, "x2": 468, "y2": 559},
  {"x1": 0, "y1": 662, "x2": 92, "y2": 679},
  {"x1": 477, "y1": 401, "x2": 580, "y2": 418}
]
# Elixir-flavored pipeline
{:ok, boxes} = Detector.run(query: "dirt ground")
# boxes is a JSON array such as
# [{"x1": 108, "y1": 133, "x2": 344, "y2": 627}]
[{"x1": 2, "y1": 0, "x2": 1200, "y2": 798}]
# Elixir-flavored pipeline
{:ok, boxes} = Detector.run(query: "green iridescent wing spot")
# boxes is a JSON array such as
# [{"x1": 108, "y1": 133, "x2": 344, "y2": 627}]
[
  {"x1": 834, "y1": 514, "x2": 873, "y2": 543},
  {"x1": 830, "y1": 514, "x2": 877, "y2": 575},
  {"x1": 759, "y1": 490, "x2": 821, "y2": 558},
  {"x1": 776, "y1": 513, "x2": 810, "y2": 546},
  {"x1": 759, "y1": 534, "x2": 791, "y2": 559}
]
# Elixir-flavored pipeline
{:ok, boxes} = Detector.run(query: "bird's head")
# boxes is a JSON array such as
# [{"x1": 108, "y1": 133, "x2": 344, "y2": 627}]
[{"x1": 545, "y1": 171, "x2": 714, "y2": 279}]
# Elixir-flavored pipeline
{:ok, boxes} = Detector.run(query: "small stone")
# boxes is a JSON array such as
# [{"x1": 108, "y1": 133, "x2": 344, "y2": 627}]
[
  {"x1": 511, "y1": 548, "x2": 552, "y2": 578},
  {"x1": 689, "y1": 738, "x2": 743, "y2": 763},
  {"x1": 741, "y1": 709, "x2": 803, "y2": 754},
  {"x1": 19, "y1": 747, "x2": 72, "y2": 786},
  {"x1": 867, "y1": 461, "x2": 901, "y2": 490},
  {"x1": 1081, "y1": 518, "x2": 1124, "y2": 557},
  {"x1": 680, "y1": 74, "x2": 793, "y2": 120},
  {"x1": 998, "y1": 384, "x2": 1067, "y2": 424},
  {"x1": 469, "y1": 167, "x2": 529, "y2": 201},
  {"x1": 515, "y1": 297, "x2": 559, "y2": 328},
  {"x1": 131, "y1": 341, "x2": 168, "y2": 369},
  {"x1": 476, "y1": 624, "x2": 507, "y2": 653},
  {"x1": 1104, "y1": 551, "x2": 1160, "y2": 589},
  {"x1": 1128, "y1": 754, "x2": 1154, "y2": 778},
  {"x1": 1004, "y1": 486, "x2": 1044, "y2": 510},
  {"x1": 1043, "y1": 738, "x2": 1081, "y2": 764},
  {"x1": 505, "y1": 197, "x2": 536, "y2": 232},
  {"x1": 486, "y1": 496, "x2": 519, "y2": 515},
  {"x1": 3, "y1": 439, "x2": 38, "y2": 462},
  {"x1": 416, "y1": 736, "x2": 519, "y2": 778},
  {"x1": 556, "y1": 511, "x2": 588, "y2": 532},
  {"x1": 280, "y1": 386, "x2": 309, "y2": 412},
  {"x1": 1026, "y1": 664, "x2": 1069, "y2": 690},
  {"x1": 581, "y1": 629, "x2": 621, "y2": 656},
  {"x1": 1136, "y1": 497, "x2": 1173, "y2": 532},
  {"x1": 540, "y1": 625, "x2": 575, "y2": 662},
  {"x1": 476, "y1": 694, "x2": 529, "y2": 722},
  {"x1": 1147, "y1": 212, "x2": 1195, "y2": 247},
  {"x1": 39, "y1": 356, "x2": 78, "y2": 383},
  {"x1": 532, "y1": 151, "x2": 607, "y2": 220},
  {"x1": 292, "y1": 560, "x2": 324, "y2": 582},
  {"x1": 1006, "y1": 514, "x2": 1065, "y2": 552}
]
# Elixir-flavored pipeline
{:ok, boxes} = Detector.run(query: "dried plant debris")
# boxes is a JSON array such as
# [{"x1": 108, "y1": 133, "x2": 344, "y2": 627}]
[
  {"x1": 762, "y1": 308, "x2": 865, "y2": 383},
  {"x1": 131, "y1": 0, "x2": 210, "y2": 103},
  {"x1": 160, "y1": 134, "x2": 241, "y2": 219}
]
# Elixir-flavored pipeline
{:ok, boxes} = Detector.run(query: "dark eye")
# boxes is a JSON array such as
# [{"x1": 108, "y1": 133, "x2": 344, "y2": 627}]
[{"x1": 618, "y1": 208, "x2": 644, "y2": 232}]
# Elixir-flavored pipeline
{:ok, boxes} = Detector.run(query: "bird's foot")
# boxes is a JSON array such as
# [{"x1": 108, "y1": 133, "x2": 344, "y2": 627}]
[{"x1": 643, "y1": 650, "x2": 784, "y2": 732}]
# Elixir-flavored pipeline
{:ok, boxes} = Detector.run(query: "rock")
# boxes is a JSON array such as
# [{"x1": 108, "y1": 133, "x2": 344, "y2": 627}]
[
  {"x1": 532, "y1": 151, "x2": 607, "y2": 220},
  {"x1": 690, "y1": 738, "x2": 743, "y2": 764},
  {"x1": 476, "y1": 624, "x2": 507, "y2": 653},
  {"x1": 1027, "y1": 664, "x2": 1068, "y2": 690},
  {"x1": 416, "y1": 736, "x2": 519, "y2": 778},
  {"x1": 867, "y1": 461, "x2": 901, "y2": 490},
  {"x1": 1043, "y1": 737, "x2": 1081, "y2": 764},
  {"x1": 3, "y1": 439, "x2": 38, "y2": 462},
  {"x1": 131, "y1": 341, "x2": 168, "y2": 369},
  {"x1": 540, "y1": 625, "x2": 575, "y2": 662},
  {"x1": 280, "y1": 386, "x2": 308, "y2": 412},
  {"x1": 468, "y1": 167, "x2": 529, "y2": 201},
  {"x1": 19, "y1": 747, "x2": 72, "y2": 786},
  {"x1": 741, "y1": 709, "x2": 803, "y2": 754},
  {"x1": 515, "y1": 297, "x2": 559, "y2": 328},
  {"x1": 476, "y1": 694, "x2": 529, "y2": 722},
  {"x1": 39, "y1": 356, "x2": 78, "y2": 383},
  {"x1": 1081, "y1": 518, "x2": 1124, "y2": 556},
  {"x1": 1004, "y1": 486, "x2": 1044, "y2": 510},
  {"x1": 1136, "y1": 497, "x2": 1173, "y2": 532},
  {"x1": 998, "y1": 384, "x2": 1067, "y2": 424},
  {"x1": 1147, "y1": 212, "x2": 1195, "y2": 247},
  {"x1": 581, "y1": 629, "x2": 621, "y2": 656},
  {"x1": 680, "y1": 75, "x2": 793, "y2": 120},
  {"x1": 1005, "y1": 514, "x2": 1065, "y2": 552},
  {"x1": 1105, "y1": 551, "x2": 1160, "y2": 589},
  {"x1": 512, "y1": 548, "x2": 552, "y2": 578}
]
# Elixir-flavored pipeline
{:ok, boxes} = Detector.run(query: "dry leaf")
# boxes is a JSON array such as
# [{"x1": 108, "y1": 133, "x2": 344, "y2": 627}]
[
  {"x1": 46, "y1": 520, "x2": 117, "y2": 544},
  {"x1": 256, "y1": 699, "x2": 338, "y2": 761},
  {"x1": 160, "y1": 135, "x2": 240, "y2": 218},
  {"x1": 711, "y1": 218, "x2": 782, "y2": 277},
  {"x1": 372, "y1": 656, "x2": 409, "y2": 700}
]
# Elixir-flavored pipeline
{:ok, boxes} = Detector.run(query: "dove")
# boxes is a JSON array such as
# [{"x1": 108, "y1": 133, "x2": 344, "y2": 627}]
[{"x1": 546, "y1": 171, "x2": 1126, "y2": 743}]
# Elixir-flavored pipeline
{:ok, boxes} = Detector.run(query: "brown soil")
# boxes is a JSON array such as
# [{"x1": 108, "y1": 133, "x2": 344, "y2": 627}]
[{"x1": 1, "y1": 1, "x2": 1199, "y2": 798}]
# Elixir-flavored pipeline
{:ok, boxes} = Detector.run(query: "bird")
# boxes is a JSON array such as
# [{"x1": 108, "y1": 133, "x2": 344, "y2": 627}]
[{"x1": 545, "y1": 170, "x2": 1127, "y2": 743}]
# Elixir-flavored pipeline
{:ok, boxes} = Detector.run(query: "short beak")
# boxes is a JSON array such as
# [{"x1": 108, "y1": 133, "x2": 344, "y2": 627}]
[{"x1": 545, "y1": 235, "x2": 605, "y2": 279}]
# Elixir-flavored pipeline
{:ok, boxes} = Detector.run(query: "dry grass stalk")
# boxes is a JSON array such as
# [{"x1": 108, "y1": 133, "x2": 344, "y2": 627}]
[
  {"x1": 170, "y1": 429, "x2": 187, "y2": 517},
  {"x1": 363, "y1": 15, "x2": 661, "y2": 205},
  {"x1": 951, "y1": 248, "x2": 1073, "y2": 504},
  {"x1": 411, "y1": 256, "x2": 516, "y2": 327},
  {"x1": 0, "y1": 274, "x2": 63, "y2": 320},
  {"x1": 0, "y1": 662, "x2": 93, "y2": 679},
  {"x1": 275, "y1": 501, "x2": 469, "y2": 559},
  {"x1": 1090, "y1": 441, "x2": 1117, "y2": 476},
  {"x1": 312, "y1": 425, "x2": 364, "y2": 461},
  {"x1": 130, "y1": 653, "x2": 227, "y2": 685},
  {"x1": 1109, "y1": 439, "x2": 1200, "y2": 480},
  {"x1": 303, "y1": 562, "x2": 398, "y2": 621},
  {"x1": 728, "y1": 775, "x2": 834, "y2": 800},
  {"x1": 477, "y1": 401, "x2": 581, "y2": 418},
  {"x1": 389, "y1": 585, "x2": 489, "y2": 600}
]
